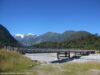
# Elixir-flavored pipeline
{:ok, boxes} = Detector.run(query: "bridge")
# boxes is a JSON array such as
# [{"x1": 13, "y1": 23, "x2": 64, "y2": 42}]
[{"x1": 4, "y1": 47, "x2": 96, "y2": 60}]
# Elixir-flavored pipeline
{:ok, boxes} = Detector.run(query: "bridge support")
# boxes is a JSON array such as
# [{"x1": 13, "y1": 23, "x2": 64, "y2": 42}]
[
  {"x1": 75, "y1": 52, "x2": 77, "y2": 56},
  {"x1": 68, "y1": 52, "x2": 70, "y2": 59},
  {"x1": 57, "y1": 52, "x2": 71, "y2": 60},
  {"x1": 91, "y1": 51, "x2": 95, "y2": 54},
  {"x1": 65, "y1": 52, "x2": 67, "y2": 57},
  {"x1": 65, "y1": 52, "x2": 70, "y2": 58},
  {"x1": 80, "y1": 52, "x2": 82, "y2": 55},
  {"x1": 57, "y1": 52, "x2": 60, "y2": 60}
]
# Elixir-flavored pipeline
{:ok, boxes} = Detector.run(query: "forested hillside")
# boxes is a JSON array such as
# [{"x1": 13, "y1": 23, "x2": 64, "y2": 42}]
[
  {"x1": 0, "y1": 24, "x2": 21, "y2": 48},
  {"x1": 14, "y1": 31, "x2": 91, "y2": 46},
  {"x1": 32, "y1": 34, "x2": 100, "y2": 50}
]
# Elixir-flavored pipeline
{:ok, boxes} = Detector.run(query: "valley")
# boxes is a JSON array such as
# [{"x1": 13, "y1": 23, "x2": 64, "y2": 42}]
[
  {"x1": 0, "y1": 24, "x2": 100, "y2": 75},
  {"x1": 0, "y1": 0, "x2": 100, "y2": 74}
]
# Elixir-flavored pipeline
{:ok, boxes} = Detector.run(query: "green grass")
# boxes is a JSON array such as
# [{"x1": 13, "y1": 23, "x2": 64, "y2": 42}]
[
  {"x1": 0, "y1": 49, "x2": 38, "y2": 72},
  {"x1": 0, "y1": 49, "x2": 100, "y2": 75},
  {"x1": 96, "y1": 50, "x2": 100, "y2": 53},
  {"x1": 62, "y1": 62, "x2": 100, "y2": 71},
  {"x1": 24, "y1": 62, "x2": 100, "y2": 75}
]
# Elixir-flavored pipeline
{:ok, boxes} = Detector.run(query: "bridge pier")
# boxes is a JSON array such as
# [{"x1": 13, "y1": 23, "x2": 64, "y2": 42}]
[
  {"x1": 91, "y1": 51, "x2": 95, "y2": 54},
  {"x1": 57, "y1": 52, "x2": 71, "y2": 60},
  {"x1": 68, "y1": 52, "x2": 70, "y2": 59},
  {"x1": 65, "y1": 52, "x2": 70, "y2": 58},
  {"x1": 82, "y1": 51, "x2": 85, "y2": 55},
  {"x1": 57, "y1": 52, "x2": 60, "y2": 60},
  {"x1": 65, "y1": 52, "x2": 67, "y2": 57},
  {"x1": 75, "y1": 52, "x2": 77, "y2": 56},
  {"x1": 79, "y1": 52, "x2": 82, "y2": 55}
]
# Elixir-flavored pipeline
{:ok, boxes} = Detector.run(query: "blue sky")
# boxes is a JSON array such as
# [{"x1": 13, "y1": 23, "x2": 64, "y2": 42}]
[{"x1": 0, "y1": 0, "x2": 100, "y2": 35}]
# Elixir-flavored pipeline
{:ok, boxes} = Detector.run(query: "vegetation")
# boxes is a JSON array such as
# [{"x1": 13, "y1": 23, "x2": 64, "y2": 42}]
[
  {"x1": 0, "y1": 49, "x2": 100, "y2": 75},
  {"x1": 20, "y1": 62, "x2": 100, "y2": 75},
  {"x1": 0, "y1": 49, "x2": 37, "y2": 72},
  {"x1": 32, "y1": 34, "x2": 100, "y2": 51},
  {"x1": 0, "y1": 24, "x2": 21, "y2": 48},
  {"x1": 15, "y1": 30, "x2": 91, "y2": 46}
]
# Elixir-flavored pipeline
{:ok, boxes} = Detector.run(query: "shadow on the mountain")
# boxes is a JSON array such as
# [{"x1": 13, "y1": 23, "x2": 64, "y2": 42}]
[{"x1": 51, "y1": 56, "x2": 81, "y2": 64}]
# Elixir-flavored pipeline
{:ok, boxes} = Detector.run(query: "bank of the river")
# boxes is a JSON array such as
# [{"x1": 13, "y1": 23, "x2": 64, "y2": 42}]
[
  {"x1": 25, "y1": 53, "x2": 57, "y2": 63},
  {"x1": 25, "y1": 53, "x2": 100, "y2": 64},
  {"x1": 0, "y1": 49, "x2": 38, "y2": 72},
  {"x1": 1, "y1": 49, "x2": 100, "y2": 75}
]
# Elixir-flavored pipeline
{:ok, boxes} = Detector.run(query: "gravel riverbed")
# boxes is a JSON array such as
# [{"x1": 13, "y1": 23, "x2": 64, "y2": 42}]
[{"x1": 24, "y1": 53, "x2": 100, "y2": 63}]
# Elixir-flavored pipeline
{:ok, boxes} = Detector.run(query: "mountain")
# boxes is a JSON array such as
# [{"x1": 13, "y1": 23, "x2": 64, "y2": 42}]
[
  {"x1": 60, "y1": 31, "x2": 91, "y2": 41},
  {"x1": 0, "y1": 24, "x2": 20, "y2": 48},
  {"x1": 14, "y1": 31, "x2": 91, "y2": 46},
  {"x1": 33, "y1": 32, "x2": 61, "y2": 43},
  {"x1": 32, "y1": 34, "x2": 100, "y2": 50},
  {"x1": 14, "y1": 33, "x2": 38, "y2": 46}
]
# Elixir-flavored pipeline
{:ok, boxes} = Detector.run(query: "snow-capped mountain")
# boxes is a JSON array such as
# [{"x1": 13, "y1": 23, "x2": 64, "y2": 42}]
[
  {"x1": 14, "y1": 31, "x2": 91, "y2": 46},
  {"x1": 15, "y1": 33, "x2": 37, "y2": 38},
  {"x1": 14, "y1": 32, "x2": 61, "y2": 46},
  {"x1": 14, "y1": 33, "x2": 38, "y2": 46}
]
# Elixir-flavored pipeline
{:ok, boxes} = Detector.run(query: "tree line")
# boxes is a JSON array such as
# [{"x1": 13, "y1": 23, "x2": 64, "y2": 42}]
[{"x1": 32, "y1": 34, "x2": 100, "y2": 51}]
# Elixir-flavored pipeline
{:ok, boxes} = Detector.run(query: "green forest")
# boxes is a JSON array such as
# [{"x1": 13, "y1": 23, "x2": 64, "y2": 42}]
[
  {"x1": 32, "y1": 34, "x2": 100, "y2": 50},
  {"x1": 0, "y1": 24, "x2": 21, "y2": 48},
  {"x1": 0, "y1": 24, "x2": 100, "y2": 51}
]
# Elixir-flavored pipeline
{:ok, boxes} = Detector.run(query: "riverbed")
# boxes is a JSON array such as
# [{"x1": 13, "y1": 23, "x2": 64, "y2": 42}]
[
  {"x1": 24, "y1": 53, "x2": 100, "y2": 63},
  {"x1": 25, "y1": 53, "x2": 57, "y2": 63}
]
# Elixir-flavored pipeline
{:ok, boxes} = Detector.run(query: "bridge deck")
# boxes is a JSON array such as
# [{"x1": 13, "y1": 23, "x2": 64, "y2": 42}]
[
  {"x1": 17, "y1": 48, "x2": 95, "y2": 53},
  {"x1": 5, "y1": 47, "x2": 96, "y2": 59}
]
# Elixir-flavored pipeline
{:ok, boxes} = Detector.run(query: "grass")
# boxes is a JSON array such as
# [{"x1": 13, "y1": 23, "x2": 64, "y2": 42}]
[
  {"x1": 0, "y1": 49, "x2": 100, "y2": 75},
  {"x1": 23, "y1": 62, "x2": 100, "y2": 75},
  {"x1": 62, "y1": 62, "x2": 100, "y2": 71},
  {"x1": 96, "y1": 50, "x2": 100, "y2": 53},
  {"x1": 0, "y1": 49, "x2": 38, "y2": 72}
]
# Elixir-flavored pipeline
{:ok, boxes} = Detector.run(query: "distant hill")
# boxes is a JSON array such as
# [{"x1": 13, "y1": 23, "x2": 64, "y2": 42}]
[
  {"x1": 32, "y1": 34, "x2": 100, "y2": 50},
  {"x1": 33, "y1": 32, "x2": 61, "y2": 43},
  {"x1": 0, "y1": 24, "x2": 20, "y2": 48},
  {"x1": 60, "y1": 31, "x2": 91, "y2": 41},
  {"x1": 14, "y1": 31, "x2": 91, "y2": 46}
]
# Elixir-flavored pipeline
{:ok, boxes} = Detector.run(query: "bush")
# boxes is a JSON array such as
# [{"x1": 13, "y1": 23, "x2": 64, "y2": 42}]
[{"x1": 0, "y1": 49, "x2": 37, "y2": 72}]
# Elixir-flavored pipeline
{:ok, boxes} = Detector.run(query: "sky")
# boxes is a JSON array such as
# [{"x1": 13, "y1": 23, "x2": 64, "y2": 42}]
[{"x1": 0, "y1": 0, "x2": 100, "y2": 35}]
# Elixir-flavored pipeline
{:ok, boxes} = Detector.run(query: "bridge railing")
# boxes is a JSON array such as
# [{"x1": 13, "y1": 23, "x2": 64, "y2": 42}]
[{"x1": 3, "y1": 46, "x2": 96, "y2": 54}]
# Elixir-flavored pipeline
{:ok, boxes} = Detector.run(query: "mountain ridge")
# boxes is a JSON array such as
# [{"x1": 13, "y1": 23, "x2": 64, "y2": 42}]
[
  {"x1": 14, "y1": 31, "x2": 91, "y2": 46},
  {"x1": 0, "y1": 24, "x2": 20, "y2": 48}
]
